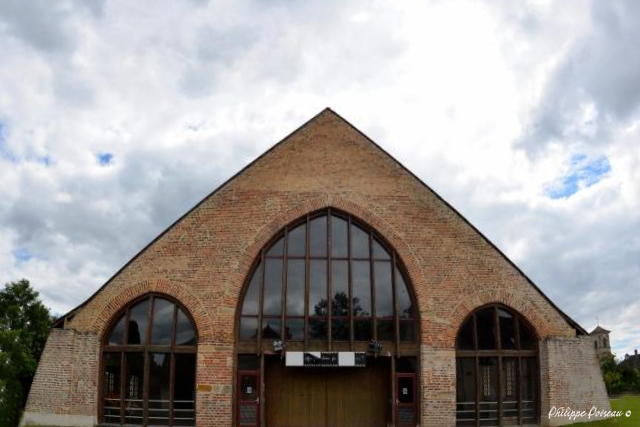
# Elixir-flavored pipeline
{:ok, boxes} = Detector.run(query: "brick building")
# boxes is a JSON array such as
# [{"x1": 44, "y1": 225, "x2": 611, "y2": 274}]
[{"x1": 22, "y1": 109, "x2": 609, "y2": 427}]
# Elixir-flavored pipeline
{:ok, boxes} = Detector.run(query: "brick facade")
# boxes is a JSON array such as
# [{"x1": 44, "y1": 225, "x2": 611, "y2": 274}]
[{"x1": 22, "y1": 109, "x2": 609, "y2": 426}]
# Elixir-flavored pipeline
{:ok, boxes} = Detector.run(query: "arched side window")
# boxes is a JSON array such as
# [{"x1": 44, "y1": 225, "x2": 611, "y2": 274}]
[
  {"x1": 238, "y1": 209, "x2": 417, "y2": 349},
  {"x1": 455, "y1": 304, "x2": 538, "y2": 427},
  {"x1": 101, "y1": 294, "x2": 197, "y2": 427}
]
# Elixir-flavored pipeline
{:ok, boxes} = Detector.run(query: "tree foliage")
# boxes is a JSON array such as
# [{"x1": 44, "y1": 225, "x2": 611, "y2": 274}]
[
  {"x1": 0, "y1": 279, "x2": 51, "y2": 427},
  {"x1": 600, "y1": 352, "x2": 640, "y2": 396}
]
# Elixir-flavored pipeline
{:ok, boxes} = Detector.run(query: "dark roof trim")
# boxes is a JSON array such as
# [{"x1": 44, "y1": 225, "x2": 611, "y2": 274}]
[{"x1": 54, "y1": 108, "x2": 588, "y2": 336}]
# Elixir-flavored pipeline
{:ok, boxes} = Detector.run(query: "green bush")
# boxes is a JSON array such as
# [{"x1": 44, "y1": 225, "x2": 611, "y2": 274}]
[{"x1": 0, "y1": 279, "x2": 51, "y2": 427}]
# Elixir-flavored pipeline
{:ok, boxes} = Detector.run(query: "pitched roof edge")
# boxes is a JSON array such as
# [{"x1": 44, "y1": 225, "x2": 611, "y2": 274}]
[
  {"x1": 54, "y1": 107, "x2": 587, "y2": 336},
  {"x1": 325, "y1": 108, "x2": 588, "y2": 336},
  {"x1": 53, "y1": 108, "x2": 335, "y2": 328}
]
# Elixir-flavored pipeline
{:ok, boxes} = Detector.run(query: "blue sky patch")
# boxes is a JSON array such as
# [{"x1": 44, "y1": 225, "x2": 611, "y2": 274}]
[
  {"x1": 548, "y1": 154, "x2": 611, "y2": 199},
  {"x1": 97, "y1": 152, "x2": 114, "y2": 166},
  {"x1": 13, "y1": 248, "x2": 33, "y2": 265}
]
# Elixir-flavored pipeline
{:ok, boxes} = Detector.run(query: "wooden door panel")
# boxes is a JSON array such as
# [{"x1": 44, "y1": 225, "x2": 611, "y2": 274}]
[{"x1": 266, "y1": 357, "x2": 390, "y2": 427}]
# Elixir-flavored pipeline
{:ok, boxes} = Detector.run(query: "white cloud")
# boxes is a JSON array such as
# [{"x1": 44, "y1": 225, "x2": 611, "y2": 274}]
[{"x1": 0, "y1": 0, "x2": 638, "y2": 356}]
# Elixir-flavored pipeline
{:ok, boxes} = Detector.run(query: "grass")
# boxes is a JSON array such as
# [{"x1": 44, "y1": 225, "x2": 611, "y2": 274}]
[{"x1": 566, "y1": 395, "x2": 640, "y2": 426}]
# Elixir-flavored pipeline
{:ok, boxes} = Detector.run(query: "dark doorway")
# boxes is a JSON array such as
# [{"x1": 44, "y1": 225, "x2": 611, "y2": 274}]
[{"x1": 264, "y1": 356, "x2": 391, "y2": 427}]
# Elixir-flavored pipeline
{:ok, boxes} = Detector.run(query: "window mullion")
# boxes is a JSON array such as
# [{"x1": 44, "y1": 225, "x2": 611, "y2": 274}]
[
  {"x1": 369, "y1": 230, "x2": 376, "y2": 343},
  {"x1": 327, "y1": 211, "x2": 333, "y2": 350},
  {"x1": 282, "y1": 228, "x2": 288, "y2": 347}
]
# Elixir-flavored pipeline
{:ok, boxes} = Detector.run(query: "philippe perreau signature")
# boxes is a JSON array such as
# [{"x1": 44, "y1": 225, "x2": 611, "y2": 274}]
[{"x1": 548, "y1": 406, "x2": 632, "y2": 420}]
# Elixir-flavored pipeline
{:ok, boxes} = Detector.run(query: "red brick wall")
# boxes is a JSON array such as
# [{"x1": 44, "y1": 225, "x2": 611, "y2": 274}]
[{"x1": 24, "y1": 109, "x2": 608, "y2": 426}]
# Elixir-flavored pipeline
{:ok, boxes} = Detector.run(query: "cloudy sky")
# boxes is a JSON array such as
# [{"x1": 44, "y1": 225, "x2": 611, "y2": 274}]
[{"x1": 0, "y1": 0, "x2": 638, "y2": 357}]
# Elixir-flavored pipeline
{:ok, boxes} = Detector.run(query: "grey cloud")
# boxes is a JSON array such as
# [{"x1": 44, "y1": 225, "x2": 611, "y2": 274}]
[{"x1": 518, "y1": 0, "x2": 640, "y2": 155}]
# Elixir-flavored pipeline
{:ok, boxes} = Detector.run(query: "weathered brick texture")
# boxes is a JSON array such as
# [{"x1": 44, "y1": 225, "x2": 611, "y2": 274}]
[
  {"x1": 540, "y1": 337, "x2": 611, "y2": 426},
  {"x1": 23, "y1": 109, "x2": 609, "y2": 426}
]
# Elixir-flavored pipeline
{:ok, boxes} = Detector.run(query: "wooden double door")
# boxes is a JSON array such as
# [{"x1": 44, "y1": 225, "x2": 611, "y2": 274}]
[{"x1": 264, "y1": 357, "x2": 391, "y2": 427}]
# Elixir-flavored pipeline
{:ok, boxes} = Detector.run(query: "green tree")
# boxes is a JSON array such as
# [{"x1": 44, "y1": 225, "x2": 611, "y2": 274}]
[{"x1": 0, "y1": 279, "x2": 51, "y2": 427}]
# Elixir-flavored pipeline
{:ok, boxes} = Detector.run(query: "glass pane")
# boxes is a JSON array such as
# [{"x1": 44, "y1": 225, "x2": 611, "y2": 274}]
[
  {"x1": 377, "y1": 319, "x2": 394, "y2": 341},
  {"x1": 354, "y1": 318, "x2": 372, "y2": 341},
  {"x1": 332, "y1": 318, "x2": 349, "y2": 341},
  {"x1": 103, "y1": 353, "x2": 121, "y2": 423},
  {"x1": 151, "y1": 298, "x2": 175, "y2": 345},
  {"x1": 266, "y1": 236, "x2": 283, "y2": 257},
  {"x1": 456, "y1": 358, "x2": 476, "y2": 427},
  {"x1": 522, "y1": 358, "x2": 537, "y2": 422},
  {"x1": 400, "y1": 320, "x2": 416, "y2": 342},
  {"x1": 498, "y1": 308, "x2": 515, "y2": 350},
  {"x1": 241, "y1": 263, "x2": 262, "y2": 316},
  {"x1": 351, "y1": 223, "x2": 370, "y2": 258},
  {"x1": 108, "y1": 316, "x2": 126, "y2": 345},
  {"x1": 309, "y1": 260, "x2": 327, "y2": 316},
  {"x1": 309, "y1": 215, "x2": 327, "y2": 257},
  {"x1": 174, "y1": 354, "x2": 196, "y2": 426},
  {"x1": 374, "y1": 261, "x2": 393, "y2": 317},
  {"x1": 238, "y1": 355, "x2": 260, "y2": 370},
  {"x1": 501, "y1": 358, "x2": 519, "y2": 426},
  {"x1": 479, "y1": 357, "x2": 498, "y2": 427},
  {"x1": 457, "y1": 318, "x2": 475, "y2": 350},
  {"x1": 286, "y1": 259, "x2": 305, "y2": 316},
  {"x1": 372, "y1": 238, "x2": 391, "y2": 260},
  {"x1": 308, "y1": 317, "x2": 327, "y2": 340},
  {"x1": 519, "y1": 321, "x2": 535, "y2": 350},
  {"x1": 476, "y1": 308, "x2": 497, "y2": 350},
  {"x1": 331, "y1": 216, "x2": 348, "y2": 258},
  {"x1": 331, "y1": 260, "x2": 349, "y2": 316},
  {"x1": 148, "y1": 353, "x2": 171, "y2": 426},
  {"x1": 127, "y1": 299, "x2": 150, "y2": 345},
  {"x1": 396, "y1": 270, "x2": 414, "y2": 319},
  {"x1": 240, "y1": 317, "x2": 258, "y2": 341},
  {"x1": 125, "y1": 353, "x2": 144, "y2": 425},
  {"x1": 288, "y1": 223, "x2": 306, "y2": 257},
  {"x1": 352, "y1": 260, "x2": 371, "y2": 317},
  {"x1": 262, "y1": 317, "x2": 281, "y2": 340},
  {"x1": 263, "y1": 259, "x2": 283, "y2": 316},
  {"x1": 176, "y1": 309, "x2": 196, "y2": 346},
  {"x1": 285, "y1": 318, "x2": 304, "y2": 341},
  {"x1": 397, "y1": 376, "x2": 414, "y2": 403},
  {"x1": 397, "y1": 357, "x2": 417, "y2": 373},
  {"x1": 241, "y1": 375, "x2": 258, "y2": 401}
]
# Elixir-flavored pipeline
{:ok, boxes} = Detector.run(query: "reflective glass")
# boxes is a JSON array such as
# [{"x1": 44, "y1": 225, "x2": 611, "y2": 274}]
[
  {"x1": 519, "y1": 321, "x2": 535, "y2": 350},
  {"x1": 498, "y1": 309, "x2": 515, "y2": 349},
  {"x1": 354, "y1": 318, "x2": 372, "y2": 341},
  {"x1": 261, "y1": 317, "x2": 281, "y2": 340},
  {"x1": 332, "y1": 318, "x2": 349, "y2": 341},
  {"x1": 240, "y1": 317, "x2": 258, "y2": 341},
  {"x1": 309, "y1": 317, "x2": 327, "y2": 340},
  {"x1": 396, "y1": 271, "x2": 414, "y2": 319},
  {"x1": 286, "y1": 260, "x2": 305, "y2": 316},
  {"x1": 176, "y1": 308, "x2": 196, "y2": 346},
  {"x1": 352, "y1": 260, "x2": 371, "y2": 316},
  {"x1": 241, "y1": 263, "x2": 261, "y2": 316},
  {"x1": 174, "y1": 354, "x2": 196, "y2": 426},
  {"x1": 151, "y1": 298, "x2": 175, "y2": 345},
  {"x1": 285, "y1": 318, "x2": 304, "y2": 341},
  {"x1": 309, "y1": 260, "x2": 327, "y2": 316},
  {"x1": 127, "y1": 299, "x2": 150, "y2": 345},
  {"x1": 476, "y1": 308, "x2": 496, "y2": 350},
  {"x1": 266, "y1": 237, "x2": 283, "y2": 257},
  {"x1": 457, "y1": 318, "x2": 475, "y2": 350},
  {"x1": 351, "y1": 224, "x2": 370, "y2": 258},
  {"x1": 148, "y1": 353, "x2": 171, "y2": 426},
  {"x1": 108, "y1": 316, "x2": 126, "y2": 345},
  {"x1": 125, "y1": 353, "x2": 145, "y2": 425},
  {"x1": 377, "y1": 319, "x2": 394, "y2": 341},
  {"x1": 263, "y1": 259, "x2": 283, "y2": 316},
  {"x1": 456, "y1": 358, "x2": 476, "y2": 427},
  {"x1": 331, "y1": 260, "x2": 349, "y2": 316},
  {"x1": 372, "y1": 238, "x2": 391, "y2": 260},
  {"x1": 288, "y1": 223, "x2": 306, "y2": 257},
  {"x1": 374, "y1": 261, "x2": 393, "y2": 317},
  {"x1": 309, "y1": 216, "x2": 327, "y2": 257},
  {"x1": 331, "y1": 216, "x2": 348, "y2": 258}
]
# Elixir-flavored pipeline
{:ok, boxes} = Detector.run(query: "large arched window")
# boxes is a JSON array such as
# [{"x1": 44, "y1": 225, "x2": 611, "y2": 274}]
[
  {"x1": 455, "y1": 304, "x2": 538, "y2": 427},
  {"x1": 238, "y1": 209, "x2": 417, "y2": 350},
  {"x1": 101, "y1": 294, "x2": 197, "y2": 427}
]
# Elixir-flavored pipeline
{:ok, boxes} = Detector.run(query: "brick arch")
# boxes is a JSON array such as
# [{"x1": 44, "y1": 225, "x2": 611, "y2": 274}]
[
  {"x1": 444, "y1": 290, "x2": 553, "y2": 348},
  {"x1": 91, "y1": 278, "x2": 213, "y2": 342},
  {"x1": 230, "y1": 194, "x2": 427, "y2": 325}
]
